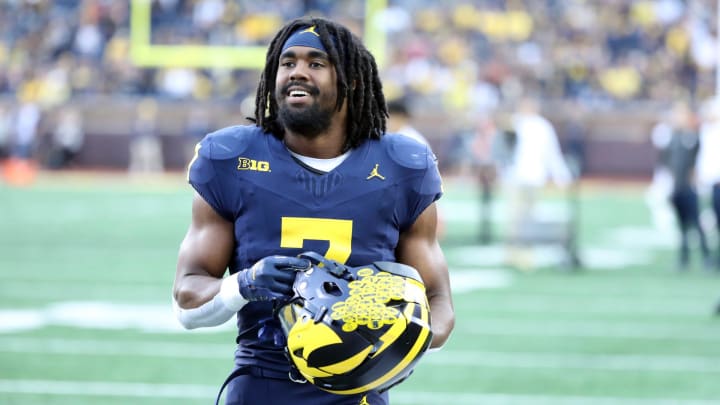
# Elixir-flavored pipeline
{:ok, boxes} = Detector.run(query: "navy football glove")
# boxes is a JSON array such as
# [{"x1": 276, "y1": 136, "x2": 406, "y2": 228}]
[{"x1": 238, "y1": 256, "x2": 311, "y2": 302}]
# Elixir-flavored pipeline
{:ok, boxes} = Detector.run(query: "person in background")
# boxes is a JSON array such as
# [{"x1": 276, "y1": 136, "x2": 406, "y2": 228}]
[
  {"x1": 386, "y1": 97, "x2": 430, "y2": 147},
  {"x1": 697, "y1": 98, "x2": 720, "y2": 272},
  {"x1": 47, "y1": 106, "x2": 85, "y2": 169},
  {"x1": 183, "y1": 106, "x2": 211, "y2": 165},
  {"x1": 646, "y1": 112, "x2": 676, "y2": 233},
  {"x1": 698, "y1": 98, "x2": 720, "y2": 315},
  {"x1": 469, "y1": 113, "x2": 504, "y2": 244},
  {"x1": 128, "y1": 97, "x2": 164, "y2": 174},
  {"x1": 172, "y1": 17, "x2": 454, "y2": 405},
  {"x1": 505, "y1": 96, "x2": 573, "y2": 270},
  {"x1": 0, "y1": 105, "x2": 11, "y2": 161},
  {"x1": 665, "y1": 100, "x2": 711, "y2": 272},
  {"x1": 2, "y1": 100, "x2": 41, "y2": 186}
]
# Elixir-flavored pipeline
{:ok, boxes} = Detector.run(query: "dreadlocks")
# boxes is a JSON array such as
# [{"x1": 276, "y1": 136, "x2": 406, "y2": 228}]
[{"x1": 253, "y1": 17, "x2": 387, "y2": 151}]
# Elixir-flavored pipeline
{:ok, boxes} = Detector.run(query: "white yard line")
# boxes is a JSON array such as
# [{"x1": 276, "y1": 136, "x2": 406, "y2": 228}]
[
  {"x1": 0, "y1": 379, "x2": 215, "y2": 399},
  {"x1": 421, "y1": 351, "x2": 720, "y2": 373},
  {"x1": 0, "y1": 282, "x2": 168, "y2": 301},
  {"x1": 0, "y1": 379, "x2": 717, "y2": 405},
  {"x1": 391, "y1": 391, "x2": 720, "y2": 405},
  {"x1": 462, "y1": 319, "x2": 720, "y2": 341},
  {"x1": 1, "y1": 337, "x2": 719, "y2": 373},
  {"x1": 0, "y1": 337, "x2": 230, "y2": 358},
  {"x1": 458, "y1": 295, "x2": 708, "y2": 316},
  {"x1": 2, "y1": 300, "x2": 718, "y2": 337}
]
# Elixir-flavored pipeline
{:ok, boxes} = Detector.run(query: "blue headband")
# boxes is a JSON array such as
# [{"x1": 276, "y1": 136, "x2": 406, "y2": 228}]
[{"x1": 281, "y1": 25, "x2": 327, "y2": 53}]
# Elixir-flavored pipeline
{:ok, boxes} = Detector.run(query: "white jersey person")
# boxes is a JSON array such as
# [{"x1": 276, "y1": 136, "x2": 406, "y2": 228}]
[
  {"x1": 505, "y1": 96, "x2": 573, "y2": 270},
  {"x1": 698, "y1": 98, "x2": 720, "y2": 272}
]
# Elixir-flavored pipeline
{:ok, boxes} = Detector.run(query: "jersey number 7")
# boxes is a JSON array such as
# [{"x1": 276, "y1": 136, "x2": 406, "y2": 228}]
[{"x1": 280, "y1": 217, "x2": 353, "y2": 264}]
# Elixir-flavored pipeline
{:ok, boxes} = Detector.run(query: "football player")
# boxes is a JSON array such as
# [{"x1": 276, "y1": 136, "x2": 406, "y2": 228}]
[{"x1": 172, "y1": 17, "x2": 455, "y2": 405}]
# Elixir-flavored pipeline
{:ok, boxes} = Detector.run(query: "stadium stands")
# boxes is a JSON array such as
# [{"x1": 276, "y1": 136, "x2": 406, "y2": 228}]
[{"x1": 0, "y1": 0, "x2": 717, "y2": 175}]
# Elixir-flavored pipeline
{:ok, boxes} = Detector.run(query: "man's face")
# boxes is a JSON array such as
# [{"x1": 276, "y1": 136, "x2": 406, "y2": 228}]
[{"x1": 275, "y1": 46, "x2": 339, "y2": 137}]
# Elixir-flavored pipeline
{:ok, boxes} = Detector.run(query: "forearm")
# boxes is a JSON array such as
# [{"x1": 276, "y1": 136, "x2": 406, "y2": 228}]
[
  {"x1": 428, "y1": 293, "x2": 455, "y2": 348},
  {"x1": 174, "y1": 273, "x2": 248, "y2": 329},
  {"x1": 173, "y1": 272, "x2": 224, "y2": 309}
]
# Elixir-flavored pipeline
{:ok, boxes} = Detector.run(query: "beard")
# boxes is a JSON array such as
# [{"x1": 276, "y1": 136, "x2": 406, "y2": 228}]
[{"x1": 277, "y1": 85, "x2": 335, "y2": 138}]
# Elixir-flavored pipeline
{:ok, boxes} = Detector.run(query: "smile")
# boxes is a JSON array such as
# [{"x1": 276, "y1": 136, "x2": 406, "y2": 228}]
[{"x1": 289, "y1": 90, "x2": 310, "y2": 97}]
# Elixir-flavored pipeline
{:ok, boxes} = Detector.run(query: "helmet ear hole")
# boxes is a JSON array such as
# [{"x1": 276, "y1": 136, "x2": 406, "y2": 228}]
[{"x1": 323, "y1": 282, "x2": 342, "y2": 296}]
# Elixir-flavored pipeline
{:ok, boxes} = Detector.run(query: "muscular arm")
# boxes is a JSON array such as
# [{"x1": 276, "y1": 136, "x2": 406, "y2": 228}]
[
  {"x1": 173, "y1": 192, "x2": 235, "y2": 309},
  {"x1": 396, "y1": 202, "x2": 455, "y2": 348}
]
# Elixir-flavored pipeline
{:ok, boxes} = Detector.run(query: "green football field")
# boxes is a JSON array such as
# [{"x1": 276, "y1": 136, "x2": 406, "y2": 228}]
[{"x1": 1, "y1": 172, "x2": 719, "y2": 404}]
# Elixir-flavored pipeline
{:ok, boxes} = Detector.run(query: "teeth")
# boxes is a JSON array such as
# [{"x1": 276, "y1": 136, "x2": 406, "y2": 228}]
[{"x1": 290, "y1": 90, "x2": 309, "y2": 97}]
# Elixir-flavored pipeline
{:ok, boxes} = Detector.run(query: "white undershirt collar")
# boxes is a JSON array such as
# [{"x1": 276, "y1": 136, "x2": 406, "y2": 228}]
[{"x1": 286, "y1": 148, "x2": 351, "y2": 172}]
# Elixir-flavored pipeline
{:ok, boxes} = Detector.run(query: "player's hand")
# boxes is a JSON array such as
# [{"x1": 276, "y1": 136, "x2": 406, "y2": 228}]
[{"x1": 237, "y1": 256, "x2": 311, "y2": 302}]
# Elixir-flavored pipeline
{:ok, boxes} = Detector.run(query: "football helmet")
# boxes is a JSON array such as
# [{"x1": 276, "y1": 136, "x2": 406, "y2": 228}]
[{"x1": 277, "y1": 252, "x2": 432, "y2": 395}]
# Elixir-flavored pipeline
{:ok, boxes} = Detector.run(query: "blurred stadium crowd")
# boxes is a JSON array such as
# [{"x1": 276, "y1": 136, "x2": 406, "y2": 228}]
[
  {"x1": 0, "y1": 0, "x2": 719, "y2": 173},
  {"x1": 2, "y1": 0, "x2": 718, "y2": 105}
]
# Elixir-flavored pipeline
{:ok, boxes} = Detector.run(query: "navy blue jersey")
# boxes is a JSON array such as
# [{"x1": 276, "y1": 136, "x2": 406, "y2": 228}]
[{"x1": 188, "y1": 125, "x2": 442, "y2": 373}]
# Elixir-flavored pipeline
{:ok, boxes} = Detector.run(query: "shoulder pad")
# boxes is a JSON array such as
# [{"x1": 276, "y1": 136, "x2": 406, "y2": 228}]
[
  {"x1": 384, "y1": 133, "x2": 432, "y2": 169},
  {"x1": 198, "y1": 125, "x2": 260, "y2": 160}
]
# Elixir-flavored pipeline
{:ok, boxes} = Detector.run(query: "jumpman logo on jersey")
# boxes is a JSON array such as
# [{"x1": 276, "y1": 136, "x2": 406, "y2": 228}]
[
  {"x1": 301, "y1": 25, "x2": 320, "y2": 36},
  {"x1": 358, "y1": 395, "x2": 370, "y2": 405},
  {"x1": 366, "y1": 164, "x2": 385, "y2": 180}
]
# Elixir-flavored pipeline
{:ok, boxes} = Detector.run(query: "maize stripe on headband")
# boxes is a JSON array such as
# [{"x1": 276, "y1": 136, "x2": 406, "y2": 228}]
[{"x1": 281, "y1": 25, "x2": 328, "y2": 53}]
